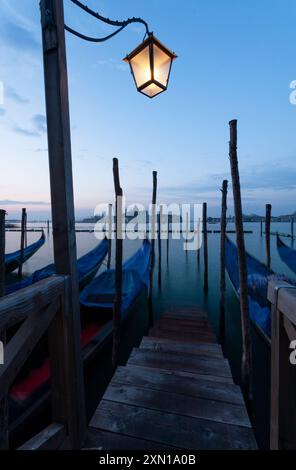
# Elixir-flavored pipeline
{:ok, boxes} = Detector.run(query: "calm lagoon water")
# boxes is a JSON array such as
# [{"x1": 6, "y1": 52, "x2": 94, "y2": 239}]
[{"x1": 6, "y1": 222, "x2": 296, "y2": 448}]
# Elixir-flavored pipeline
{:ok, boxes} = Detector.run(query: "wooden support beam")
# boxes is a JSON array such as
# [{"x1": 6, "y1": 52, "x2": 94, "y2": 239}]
[
  {"x1": 219, "y1": 180, "x2": 228, "y2": 347},
  {"x1": 112, "y1": 158, "x2": 123, "y2": 368},
  {"x1": 203, "y1": 203, "x2": 208, "y2": 292},
  {"x1": 265, "y1": 204, "x2": 271, "y2": 270},
  {"x1": 0, "y1": 297, "x2": 60, "y2": 402},
  {"x1": 0, "y1": 275, "x2": 65, "y2": 332},
  {"x1": 18, "y1": 208, "x2": 26, "y2": 277},
  {"x1": 0, "y1": 209, "x2": 7, "y2": 449},
  {"x1": 18, "y1": 423, "x2": 66, "y2": 450},
  {"x1": 148, "y1": 171, "x2": 157, "y2": 327},
  {"x1": 40, "y1": 0, "x2": 85, "y2": 448},
  {"x1": 228, "y1": 120, "x2": 251, "y2": 395}
]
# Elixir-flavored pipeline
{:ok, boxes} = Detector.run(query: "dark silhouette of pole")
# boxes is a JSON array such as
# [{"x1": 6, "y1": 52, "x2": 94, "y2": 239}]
[
  {"x1": 112, "y1": 158, "x2": 123, "y2": 368},
  {"x1": 265, "y1": 204, "x2": 271, "y2": 271},
  {"x1": 197, "y1": 217, "x2": 201, "y2": 264},
  {"x1": 260, "y1": 220, "x2": 263, "y2": 237},
  {"x1": 107, "y1": 203, "x2": 112, "y2": 269},
  {"x1": 291, "y1": 215, "x2": 294, "y2": 239},
  {"x1": 18, "y1": 208, "x2": 26, "y2": 277},
  {"x1": 158, "y1": 205, "x2": 162, "y2": 289},
  {"x1": 148, "y1": 171, "x2": 157, "y2": 327},
  {"x1": 228, "y1": 119, "x2": 251, "y2": 396},
  {"x1": 203, "y1": 203, "x2": 208, "y2": 291},
  {"x1": 219, "y1": 180, "x2": 228, "y2": 347}
]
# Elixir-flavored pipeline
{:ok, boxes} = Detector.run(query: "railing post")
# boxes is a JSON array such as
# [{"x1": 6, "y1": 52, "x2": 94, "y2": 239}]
[{"x1": 40, "y1": 0, "x2": 85, "y2": 448}]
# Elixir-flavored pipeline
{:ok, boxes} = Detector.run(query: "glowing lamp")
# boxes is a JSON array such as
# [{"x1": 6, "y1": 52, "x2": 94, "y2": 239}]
[{"x1": 124, "y1": 34, "x2": 177, "y2": 98}]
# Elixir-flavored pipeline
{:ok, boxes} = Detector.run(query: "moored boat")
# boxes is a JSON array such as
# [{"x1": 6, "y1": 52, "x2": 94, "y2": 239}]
[{"x1": 5, "y1": 231, "x2": 45, "y2": 274}]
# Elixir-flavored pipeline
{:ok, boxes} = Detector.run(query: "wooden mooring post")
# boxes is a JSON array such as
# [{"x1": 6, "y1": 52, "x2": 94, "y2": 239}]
[
  {"x1": 228, "y1": 119, "x2": 251, "y2": 396},
  {"x1": 18, "y1": 208, "x2": 26, "y2": 278},
  {"x1": 40, "y1": 0, "x2": 86, "y2": 448},
  {"x1": 197, "y1": 217, "x2": 201, "y2": 264},
  {"x1": 47, "y1": 219, "x2": 50, "y2": 234},
  {"x1": 158, "y1": 205, "x2": 162, "y2": 289},
  {"x1": 148, "y1": 171, "x2": 157, "y2": 327},
  {"x1": 0, "y1": 209, "x2": 8, "y2": 449},
  {"x1": 166, "y1": 217, "x2": 169, "y2": 264},
  {"x1": 107, "y1": 203, "x2": 112, "y2": 269},
  {"x1": 203, "y1": 203, "x2": 208, "y2": 292},
  {"x1": 265, "y1": 204, "x2": 271, "y2": 271},
  {"x1": 260, "y1": 220, "x2": 263, "y2": 237},
  {"x1": 291, "y1": 216, "x2": 294, "y2": 239},
  {"x1": 219, "y1": 180, "x2": 228, "y2": 347},
  {"x1": 112, "y1": 159, "x2": 123, "y2": 368}
]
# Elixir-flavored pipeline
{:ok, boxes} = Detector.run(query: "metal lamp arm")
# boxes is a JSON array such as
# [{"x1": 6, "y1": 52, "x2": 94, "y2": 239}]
[{"x1": 66, "y1": 0, "x2": 151, "y2": 43}]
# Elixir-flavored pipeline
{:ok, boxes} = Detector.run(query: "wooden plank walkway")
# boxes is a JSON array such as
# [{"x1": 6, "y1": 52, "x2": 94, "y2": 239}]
[{"x1": 84, "y1": 307, "x2": 257, "y2": 450}]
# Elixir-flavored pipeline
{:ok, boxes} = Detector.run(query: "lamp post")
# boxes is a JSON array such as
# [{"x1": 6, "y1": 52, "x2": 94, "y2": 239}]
[{"x1": 40, "y1": 0, "x2": 176, "y2": 449}]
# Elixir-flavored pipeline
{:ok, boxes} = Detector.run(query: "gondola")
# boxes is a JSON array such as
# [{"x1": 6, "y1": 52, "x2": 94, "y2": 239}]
[
  {"x1": 225, "y1": 237, "x2": 295, "y2": 343},
  {"x1": 6, "y1": 237, "x2": 109, "y2": 295},
  {"x1": 5, "y1": 231, "x2": 45, "y2": 274},
  {"x1": 276, "y1": 234, "x2": 296, "y2": 275},
  {"x1": 9, "y1": 240, "x2": 150, "y2": 435}
]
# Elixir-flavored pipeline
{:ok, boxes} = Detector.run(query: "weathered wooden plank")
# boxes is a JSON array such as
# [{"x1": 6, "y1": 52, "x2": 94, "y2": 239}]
[
  {"x1": 127, "y1": 364, "x2": 234, "y2": 384},
  {"x1": 0, "y1": 297, "x2": 60, "y2": 401},
  {"x1": 140, "y1": 336, "x2": 223, "y2": 358},
  {"x1": 155, "y1": 317, "x2": 212, "y2": 330},
  {"x1": 104, "y1": 382, "x2": 251, "y2": 427},
  {"x1": 148, "y1": 327, "x2": 216, "y2": 344},
  {"x1": 128, "y1": 348, "x2": 232, "y2": 378},
  {"x1": 85, "y1": 428, "x2": 177, "y2": 450},
  {"x1": 0, "y1": 276, "x2": 65, "y2": 332},
  {"x1": 112, "y1": 365, "x2": 243, "y2": 405},
  {"x1": 90, "y1": 401, "x2": 257, "y2": 450},
  {"x1": 18, "y1": 423, "x2": 66, "y2": 450}
]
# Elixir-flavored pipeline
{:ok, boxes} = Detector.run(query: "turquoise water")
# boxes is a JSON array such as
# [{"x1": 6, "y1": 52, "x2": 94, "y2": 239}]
[{"x1": 5, "y1": 222, "x2": 296, "y2": 448}]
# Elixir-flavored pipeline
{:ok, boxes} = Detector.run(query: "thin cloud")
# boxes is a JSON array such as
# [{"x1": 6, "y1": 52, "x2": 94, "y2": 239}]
[
  {"x1": 12, "y1": 125, "x2": 39, "y2": 137},
  {"x1": 6, "y1": 86, "x2": 29, "y2": 104},
  {"x1": 0, "y1": 19, "x2": 40, "y2": 53},
  {"x1": 0, "y1": 199, "x2": 49, "y2": 206},
  {"x1": 32, "y1": 114, "x2": 47, "y2": 133}
]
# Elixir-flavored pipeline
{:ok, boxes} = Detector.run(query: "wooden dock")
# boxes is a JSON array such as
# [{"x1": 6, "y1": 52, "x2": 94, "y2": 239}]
[{"x1": 84, "y1": 307, "x2": 257, "y2": 450}]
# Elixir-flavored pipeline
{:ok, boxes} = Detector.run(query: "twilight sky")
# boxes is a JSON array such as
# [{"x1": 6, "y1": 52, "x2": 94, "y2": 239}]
[{"x1": 1, "y1": 0, "x2": 296, "y2": 219}]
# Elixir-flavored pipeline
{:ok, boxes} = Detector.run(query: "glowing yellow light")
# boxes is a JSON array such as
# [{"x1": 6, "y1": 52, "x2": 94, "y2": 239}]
[{"x1": 124, "y1": 34, "x2": 177, "y2": 98}]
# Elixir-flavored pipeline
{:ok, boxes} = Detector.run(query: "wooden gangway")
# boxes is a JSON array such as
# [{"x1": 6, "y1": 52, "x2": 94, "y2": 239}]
[{"x1": 84, "y1": 307, "x2": 257, "y2": 450}]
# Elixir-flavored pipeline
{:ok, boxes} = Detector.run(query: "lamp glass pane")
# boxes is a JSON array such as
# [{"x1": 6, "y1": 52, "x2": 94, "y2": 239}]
[
  {"x1": 141, "y1": 83, "x2": 164, "y2": 98},
  {"x1": 129, "y1": 45, "x2": 151, "y2": 88},
  {"x1": 153, "y1": 44, "x2": 172, "y2": 87}
]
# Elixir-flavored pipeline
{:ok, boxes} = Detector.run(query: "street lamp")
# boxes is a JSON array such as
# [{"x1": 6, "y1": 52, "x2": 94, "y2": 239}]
[
  {"x1": 124, "y1": 34, "x2": 177, "y2": 98},
  {"x1": 64, "y1": 0, "x2": 177, "y2": 99}
]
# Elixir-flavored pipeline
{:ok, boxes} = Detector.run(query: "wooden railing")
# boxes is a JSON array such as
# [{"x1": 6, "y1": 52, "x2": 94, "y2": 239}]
[
  {"x1": 268, "y1": 280, "x2": 296, "y2": 449},
  {"x1": 0, "y1": 275, "x2": 82, "y2": 449}
]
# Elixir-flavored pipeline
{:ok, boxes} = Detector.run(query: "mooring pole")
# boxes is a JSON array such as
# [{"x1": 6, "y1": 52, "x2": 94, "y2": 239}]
[
  {"x1": 291, "y1": 215, "x2": 294, "y2": 239},
  {"x1": 18, "y1": 208, "x2": 26, "y2": 277},
  {"x1": 203, "y1": 203, "x2": 208, "y2": 292},
  {"x1": 158, "y1": 205, "x2": 162, "y2": 289},
  {"x1": 107, "y1": 203, "x2": 112, "y2": 269},
  {"x1": 47, "y1": 219, "x2": 50, "y2": 234},
  {"x1": 166, "y1": 215, "x2": 169, "y2": 264},
  {"x1": 260, "y1": 220, "x2": 263, "y2": 237},
  {"x1": 265, "y1": 204, "x2": 271, "y2": 271},
  {"x1": 112, "y1": 158, "x2": 123, "y2": 368},
  {"x1": 197, "y1": 217, "x2": 201, "y2": 264},
  {"x1": 219, "y1": 180, "x2": 228, "y2": 347},
  {"x1": 24, "y1": 210, "x2": 28, "y2": 248},
  {"x1": 148, "y1": 171, "x2": 157, "y2": 327},
  {"x1": 228, "y1": 119, "x2": 251, "y2": 396},
  {"x1": 40, "y1": 0, "x2": 85, "y2": 448},
  {"x1": 0, "y1": 209, "x2": 8, "y2": 449}
]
